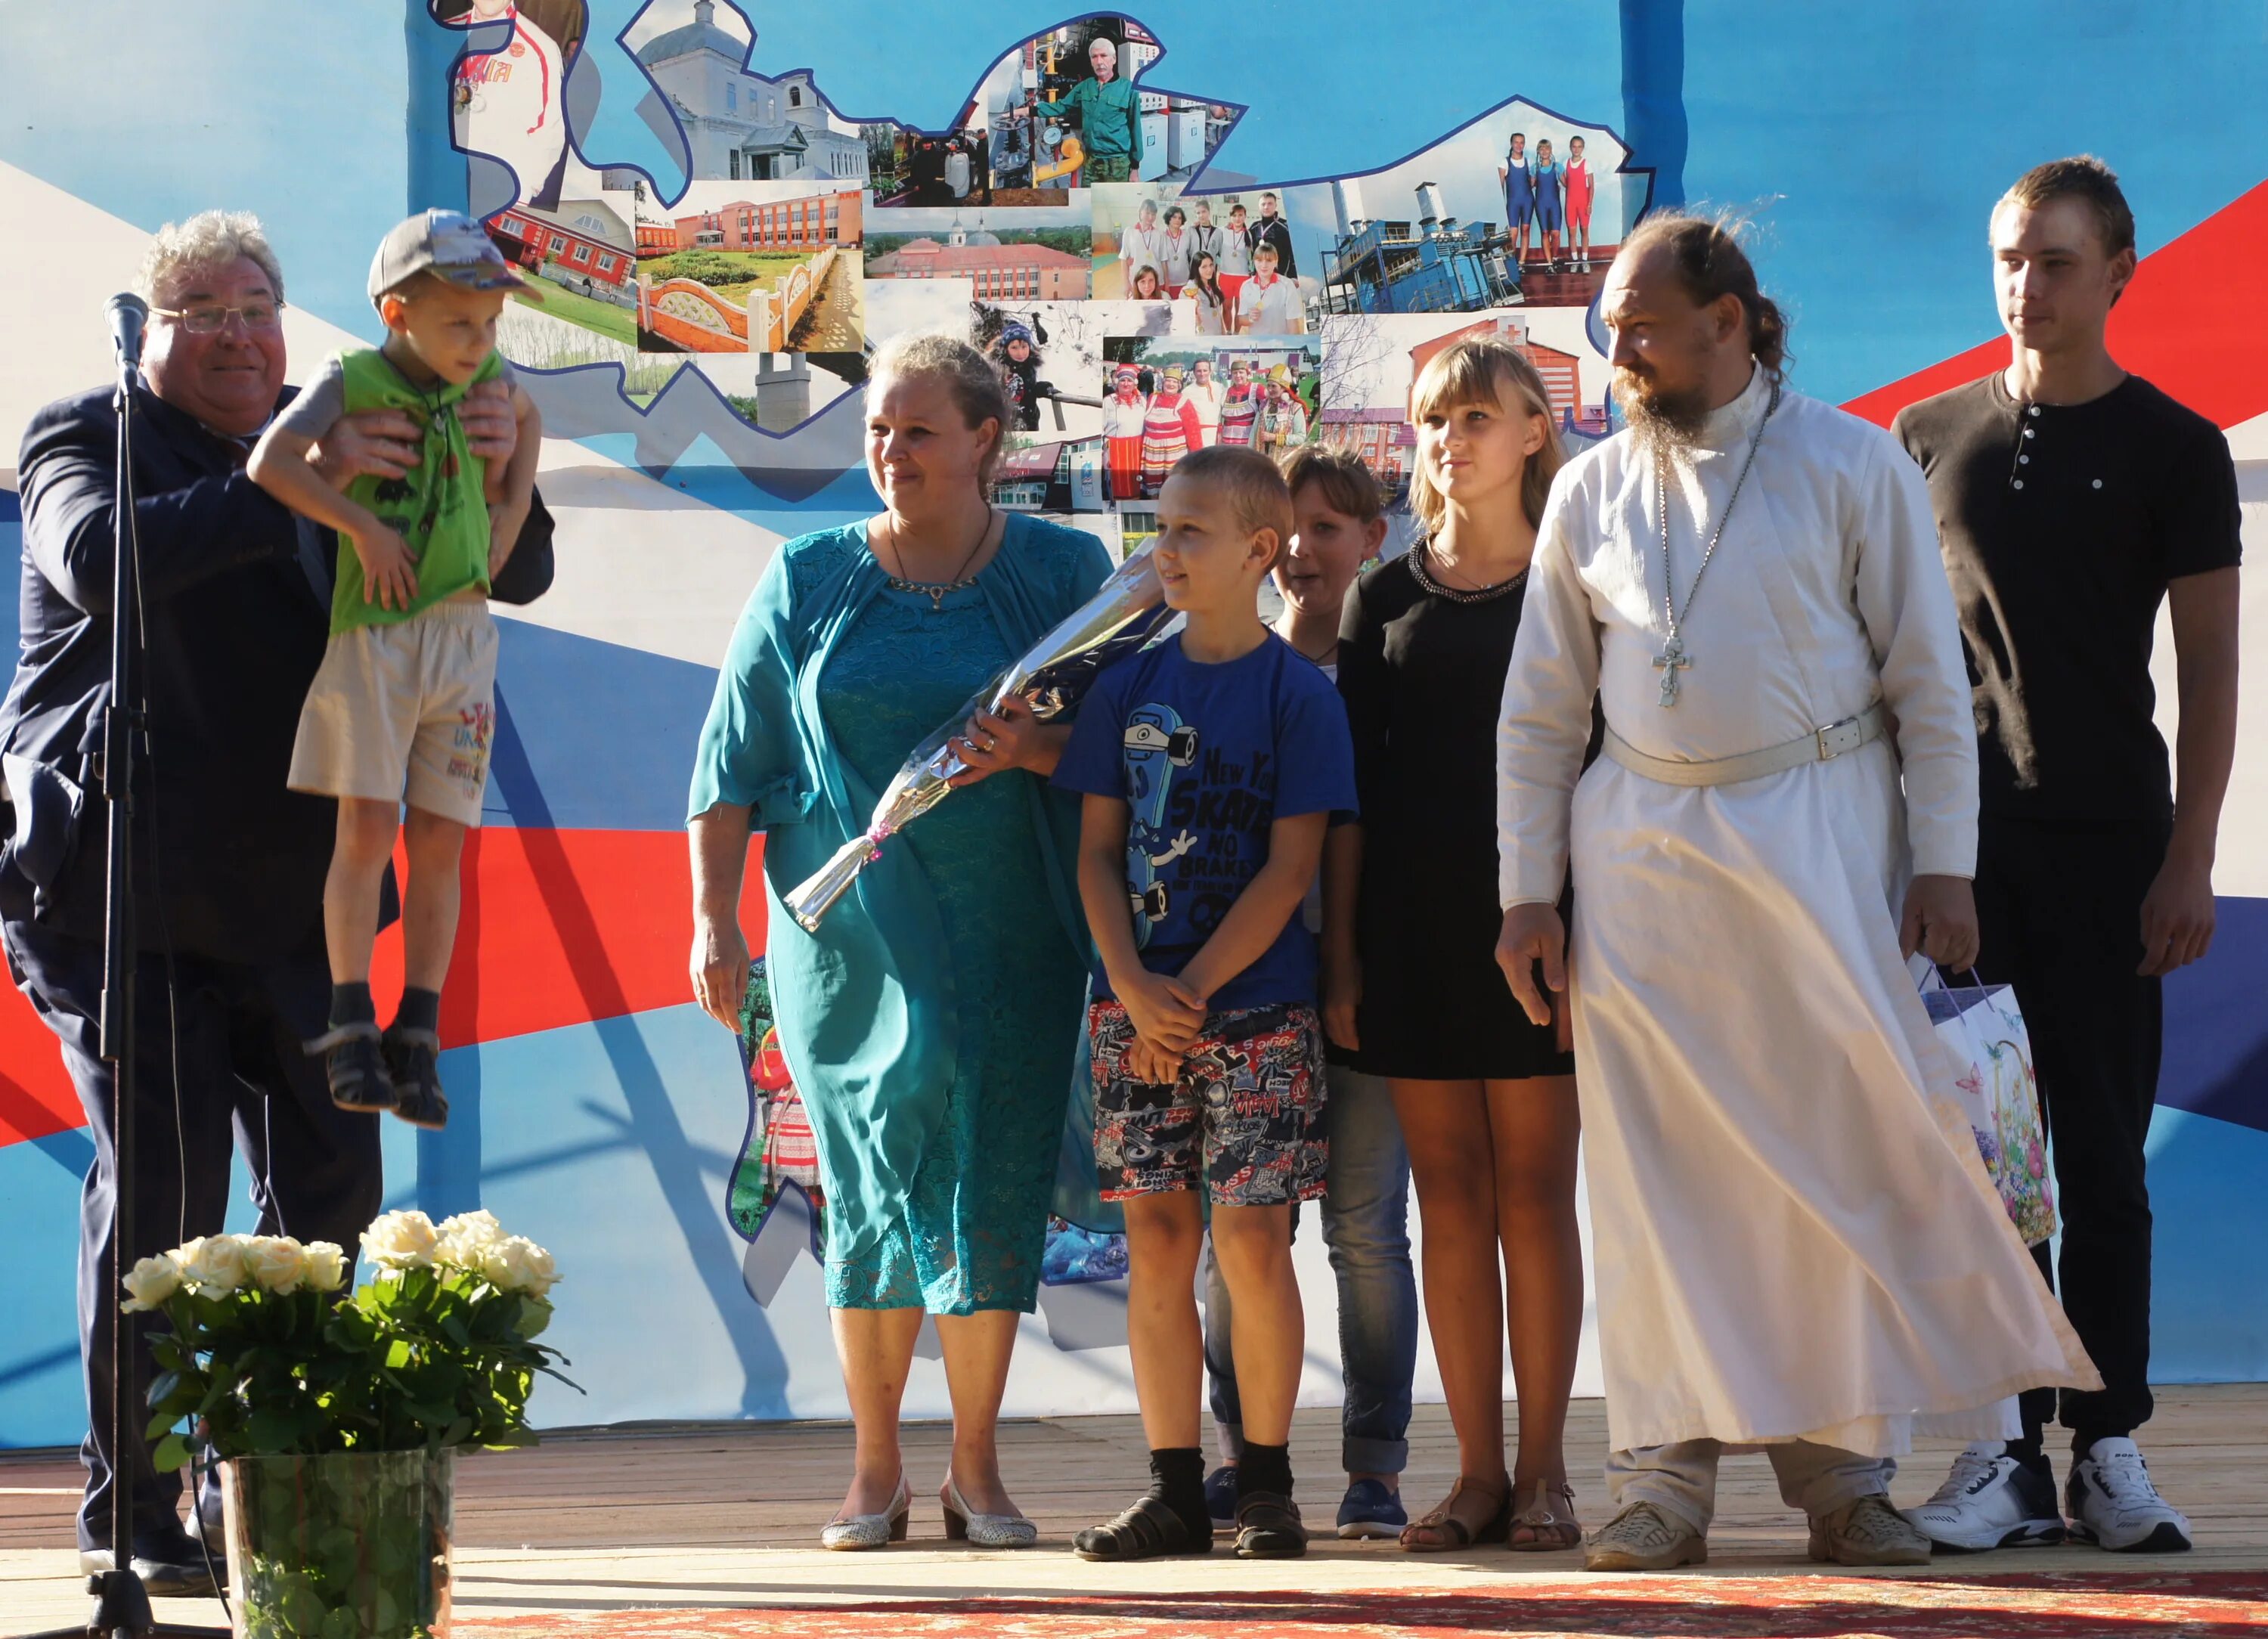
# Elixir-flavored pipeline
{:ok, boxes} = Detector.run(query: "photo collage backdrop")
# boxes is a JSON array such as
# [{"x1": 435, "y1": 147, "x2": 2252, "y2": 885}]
[{"x1": 454, "y1": 2, "x2": 1649, "y2": 562}]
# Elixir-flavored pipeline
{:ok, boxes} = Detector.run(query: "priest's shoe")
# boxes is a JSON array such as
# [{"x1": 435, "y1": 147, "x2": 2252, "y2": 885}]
[
  {"x1": 2067, "y1": 1438, "x2": 2192, "y2": 1553},
  {"x1": 1808, "y1": 1494, "x2": 1931, "y2": 1566},
  {"x1": 1905, "y1": 1442, "x2": 2065, "y2": 1551},
  {"x1": 1583, "y1": 1501, "x2": 1706, "y2": 1571}
]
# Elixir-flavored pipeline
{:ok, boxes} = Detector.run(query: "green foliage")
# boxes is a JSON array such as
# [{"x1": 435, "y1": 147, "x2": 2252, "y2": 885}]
[
  {"x1": 143, "y1": 1261, "x2": 574, "y2": 1467},
  {"x1": 645, "y1": 249, "x2": 804, "y2": 289},
  {"x1": 231, "y1": 1450, "x2": 451, "y2": 1639}
]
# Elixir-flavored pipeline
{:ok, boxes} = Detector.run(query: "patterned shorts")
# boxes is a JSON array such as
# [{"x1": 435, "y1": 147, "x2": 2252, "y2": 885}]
[{"x1": 1089, "y1": 999, "x2": 1328, "y2": 1206}]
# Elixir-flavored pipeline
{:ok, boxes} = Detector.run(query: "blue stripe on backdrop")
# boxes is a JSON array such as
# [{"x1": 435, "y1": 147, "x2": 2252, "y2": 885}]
[
  {"x1": 2148, "y1": 1107, "x2": 2268, "y2": 1383},
  {"x1": 2161, "y1": 896, "x2": 2268, "y2": 1135},
  {"x1": 482, "y1": 617, "x2": 720, "y2": 832}
]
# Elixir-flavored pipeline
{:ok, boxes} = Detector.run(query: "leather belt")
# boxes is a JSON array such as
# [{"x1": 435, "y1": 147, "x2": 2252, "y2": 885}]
[{"x1": 1601, "y1": 703, "x2": 1888, "y2": 788}]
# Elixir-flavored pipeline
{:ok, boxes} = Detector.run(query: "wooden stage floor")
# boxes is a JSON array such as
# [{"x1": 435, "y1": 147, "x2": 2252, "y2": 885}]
[{"x1": 4, "y1": 1386, "x2": 2261, "y2": 1633}]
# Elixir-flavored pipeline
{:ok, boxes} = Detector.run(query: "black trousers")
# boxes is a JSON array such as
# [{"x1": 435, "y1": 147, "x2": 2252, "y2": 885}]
[
  {"x1": 2, "y1": 919, "x2": 382, "y2": 1550},
  {"x1": 1972, "y1": 818, "x2": 2168, "y2": 1447}
]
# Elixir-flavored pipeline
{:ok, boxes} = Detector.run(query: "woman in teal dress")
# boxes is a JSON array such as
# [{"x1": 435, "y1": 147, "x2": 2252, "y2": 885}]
[{"x1": 688, "y1": 335, "x2": 1108, "y2": 1551}]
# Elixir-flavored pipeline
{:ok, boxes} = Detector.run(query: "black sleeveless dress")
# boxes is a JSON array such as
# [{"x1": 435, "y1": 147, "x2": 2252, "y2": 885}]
[{"x1": 1335, "y1": 541, "x2": 1579, "y2": 1081}]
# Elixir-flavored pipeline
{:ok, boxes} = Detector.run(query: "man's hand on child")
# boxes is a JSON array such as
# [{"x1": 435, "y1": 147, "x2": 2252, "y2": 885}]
[
  {"x1": 457, "y1": 380, "x2": 521, "y2": 465},
  {"x1": 1120, "y1": 970, "x2": 1205, "y2": 1052},
  {"x1": 311, "y1": 408, "x2": 423, "y2": 490},
  {"x1": 354, "y1": 523, "x2": 420, "y2": 611}
]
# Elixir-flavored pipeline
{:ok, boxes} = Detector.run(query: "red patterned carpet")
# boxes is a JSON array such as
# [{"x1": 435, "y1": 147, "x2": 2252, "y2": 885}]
[{"x1": 457, "y1": 1570, "x2": 2268, "y2": 1637}]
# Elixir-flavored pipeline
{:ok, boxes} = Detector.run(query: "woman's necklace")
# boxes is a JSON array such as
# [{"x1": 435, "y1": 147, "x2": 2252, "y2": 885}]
[
  {"x1": 1408, "y1": 536, "x2": 1529, "y2": 605},
  {"x1": 880, "y1": 506, "x2": 994, "y2": 612}
]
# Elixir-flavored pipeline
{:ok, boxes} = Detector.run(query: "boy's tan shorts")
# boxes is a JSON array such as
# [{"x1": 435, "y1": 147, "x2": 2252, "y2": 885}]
[{"x1": 288, "y1": 599, "x2": 498, "y2": 827}]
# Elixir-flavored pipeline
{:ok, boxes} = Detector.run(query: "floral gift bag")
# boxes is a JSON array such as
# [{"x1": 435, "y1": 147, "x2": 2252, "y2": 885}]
[{"x1": 1921, "y1": 969, "x2": 2058, "y2": 1246}]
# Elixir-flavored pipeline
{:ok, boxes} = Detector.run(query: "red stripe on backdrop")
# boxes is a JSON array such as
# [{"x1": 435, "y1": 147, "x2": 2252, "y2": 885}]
[
  {"x1": 0, "y1": 829, "x2": 770, "y2": 1149},
  {"x1": 1844, "y1": 178, "x2": 2268, "y2": 430}
]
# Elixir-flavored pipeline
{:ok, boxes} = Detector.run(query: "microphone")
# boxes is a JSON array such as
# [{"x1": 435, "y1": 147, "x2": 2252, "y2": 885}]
[{"x1": 107, "y1": 293, "x2": 148, "y2": 369}]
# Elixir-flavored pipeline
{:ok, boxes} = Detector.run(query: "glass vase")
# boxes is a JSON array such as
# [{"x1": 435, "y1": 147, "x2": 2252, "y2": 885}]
[{"x1": 220, "y1": 1450, "x2": 454, "y2": 1638}]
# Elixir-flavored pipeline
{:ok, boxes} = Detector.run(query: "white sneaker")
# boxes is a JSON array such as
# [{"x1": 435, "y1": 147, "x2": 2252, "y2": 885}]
[
  {"x1": 2066, "y1": 1438, "x2": 2192, "y2": 1553},
  {"x1": 1904, "y1": 1442, "x2": 2065, "y2": 1551}
]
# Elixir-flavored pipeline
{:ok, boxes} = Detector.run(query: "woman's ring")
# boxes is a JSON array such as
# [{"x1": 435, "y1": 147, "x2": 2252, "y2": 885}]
[{"x1": 981, "y1": 735, "x2": 998, "y2": 752}]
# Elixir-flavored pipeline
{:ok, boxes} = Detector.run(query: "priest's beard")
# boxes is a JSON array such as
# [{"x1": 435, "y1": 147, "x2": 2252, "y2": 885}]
[{"x1": 1613, "y1": 365, "x2": 1713, "y2": 466}]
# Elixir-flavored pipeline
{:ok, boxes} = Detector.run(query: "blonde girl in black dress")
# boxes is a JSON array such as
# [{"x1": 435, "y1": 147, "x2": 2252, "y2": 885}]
[{"x1": 1325, "y1": 337, "x2": 1583, "y2": 1553}]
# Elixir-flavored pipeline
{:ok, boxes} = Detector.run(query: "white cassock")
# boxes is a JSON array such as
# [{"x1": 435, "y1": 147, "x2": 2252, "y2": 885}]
[{"x1": 1498, "y1": 366, "x2": 2098, "y2": 1458}]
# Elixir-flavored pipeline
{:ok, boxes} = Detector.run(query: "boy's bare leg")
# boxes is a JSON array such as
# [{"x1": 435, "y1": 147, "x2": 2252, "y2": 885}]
[
  {"x1": 1210, "y1": 1202, "x2": 1301, "y2": 1447},
  {"x1": 1124, "y1": 1191, "x2": 1207, "y2": 1451},
  {"x1": 325, "y1": 798, "x2": 400, "y2": 983},
  {"x1": 400, "y1": 805, "x2": 469, "y2": 990}
]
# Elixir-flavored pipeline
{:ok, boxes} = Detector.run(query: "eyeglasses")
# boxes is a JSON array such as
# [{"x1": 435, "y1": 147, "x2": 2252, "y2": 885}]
[{"x1": 150, "y1": 300, "x2": 286, "y2": 334}]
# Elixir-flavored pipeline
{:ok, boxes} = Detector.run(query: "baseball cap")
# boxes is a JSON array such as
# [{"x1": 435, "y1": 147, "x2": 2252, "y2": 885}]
[{"x1": 367, "y1": 209, "x2": 534, "y2": 307}]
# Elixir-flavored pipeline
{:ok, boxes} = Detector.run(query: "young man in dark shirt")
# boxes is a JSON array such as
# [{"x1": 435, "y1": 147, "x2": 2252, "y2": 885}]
[{"x1": 1894, "y1": 156, "x2": 2241, "y2": 1557}]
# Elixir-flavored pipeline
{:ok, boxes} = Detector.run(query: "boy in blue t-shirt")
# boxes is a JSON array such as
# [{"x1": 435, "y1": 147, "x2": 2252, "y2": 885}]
[{"x1": 1053, "y1": 445, "x2": 1357, "y2": 1562}]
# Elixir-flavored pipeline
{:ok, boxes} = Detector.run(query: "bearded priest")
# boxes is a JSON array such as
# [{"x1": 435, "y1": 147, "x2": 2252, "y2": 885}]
[{"x1": 1492, "y1": 214, "x2": 2097, "y2": 1573}]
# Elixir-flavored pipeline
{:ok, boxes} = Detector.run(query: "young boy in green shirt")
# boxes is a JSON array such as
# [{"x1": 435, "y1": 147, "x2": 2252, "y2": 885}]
[{"x1": 248, "y1": 208, "x2": 541, "y2": 1128}]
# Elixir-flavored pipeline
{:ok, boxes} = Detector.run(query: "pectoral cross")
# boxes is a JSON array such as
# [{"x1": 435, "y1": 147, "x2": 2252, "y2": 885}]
[{"x1": 1653, "y1": 637, "x2": 1690, "y2": 707}]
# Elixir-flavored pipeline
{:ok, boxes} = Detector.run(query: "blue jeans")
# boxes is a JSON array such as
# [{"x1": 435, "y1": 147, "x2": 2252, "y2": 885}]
[{"x1": 1203, "y1": 1062, "x2": 1417, "y2": 1473}]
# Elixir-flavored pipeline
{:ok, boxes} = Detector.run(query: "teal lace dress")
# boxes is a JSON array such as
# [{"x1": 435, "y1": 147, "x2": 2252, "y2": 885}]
[
  {"x1": 814, "y1": 577, "x2": 1092, "y2": 1313},
  {"x1": 689, "y1": 516, "x2": 1112, "y2": 1316}
]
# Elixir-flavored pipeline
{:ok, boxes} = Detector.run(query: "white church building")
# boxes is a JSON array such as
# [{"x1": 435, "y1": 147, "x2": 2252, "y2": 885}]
[{"x1": 631, "y1": 0, "x2": 869, "y2": 185}]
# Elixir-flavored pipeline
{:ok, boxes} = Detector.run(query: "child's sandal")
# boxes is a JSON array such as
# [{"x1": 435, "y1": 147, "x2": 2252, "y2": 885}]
[
  {"x1": 1233, "y1": 1491, "x2": 1306, "y2": 1558},
  {"x1": 1072, "y1": 1495, "x2": 1210, "y2": 1562},
  {"x1": 306, "y1": 1021, "x2": 394, "y2": 1114},
  {"x1": 382, "y1": 1026, "x2": 451, "y2": 1131}
]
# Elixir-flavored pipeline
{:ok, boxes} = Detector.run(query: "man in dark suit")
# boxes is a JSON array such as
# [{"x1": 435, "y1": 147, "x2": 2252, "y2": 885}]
[{"x1": 0, "y1": 209, "x2": 552, "y2": 1595}]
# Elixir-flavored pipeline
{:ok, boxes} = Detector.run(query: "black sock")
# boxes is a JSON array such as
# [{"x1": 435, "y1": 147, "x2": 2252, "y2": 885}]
[
  {"x1": 1237, "y1": 1441, "x2": 1293, "y2": 1500},
  {"x1": 393, "y1": 986, "x2": 442, "y2": 1036},
  {"x1": 2072, "y1": 1430, "x2": 2117, "y2": 1464},
  {"x1": 329, "y1": 981, "x2": 375, "y2": 1030},
  {"x1": 2003, "y1": 1432, "x2": 2049, "y2": 1476},
  {"x1": 1146, "y1": 1447, "x2": 1208, "y2": 1538}
]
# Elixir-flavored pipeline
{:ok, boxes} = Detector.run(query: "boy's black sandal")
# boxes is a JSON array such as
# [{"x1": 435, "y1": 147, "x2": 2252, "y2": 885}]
[
  {"x1": 382, "y1": 1026, "x2": 451, "y2": 1130},
  {"x1": 1235, "y1": 1491, "x2": 1307, "y2": 1558},
  {"x1": 1072, "y1": 1496, "x2": 1211, "y2": 1561},
  {"x1": 306, "y1": 1021, "x2": 395, "y2": 1114}
]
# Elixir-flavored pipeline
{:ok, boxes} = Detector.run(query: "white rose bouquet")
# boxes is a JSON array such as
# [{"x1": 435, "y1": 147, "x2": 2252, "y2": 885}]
[{"x1": 136, "y1": 1212, "x2": 572, "y2": 1473}]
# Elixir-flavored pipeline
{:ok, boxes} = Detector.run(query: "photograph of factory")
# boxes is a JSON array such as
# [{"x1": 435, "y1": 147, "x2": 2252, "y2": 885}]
[
  {"x1": 609, "y1": 0, "x2": 872, "y2": 186},
  {"x1": 864, "y1": 205, "x2": 1095, "y2": 300},
  {"x1": 962, "y1": 18, "x2": 1235, "y2": 203},
  {"x1": 633, "y1": 180, "x2": 865, "y2": 353},
  {"x1": 1265, "y1": 102, "x2": 1635, "y2": 315}
]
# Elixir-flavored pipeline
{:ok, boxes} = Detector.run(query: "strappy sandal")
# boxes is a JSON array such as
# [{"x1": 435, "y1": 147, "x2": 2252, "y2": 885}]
[
  {"x1": 305, "y1": 1021, "x2": 394, "y2": 1114},
  {"x1": 1072, "y1": 1495, "x2": 1211, "y2": 1562},
  {"x1": 1234, "y1": 1490, "x2": 1306, "y2": 1559},
  {"x1": 1507, "y1": 1478, "x2": 1582, "y2": 1552},
  {"x1": 1399, "y1": 1475, "x2": 1511, "y2": 1551},
  {"x1": 381, "y1": 1026, "x2": 451, "y2": 1130}
]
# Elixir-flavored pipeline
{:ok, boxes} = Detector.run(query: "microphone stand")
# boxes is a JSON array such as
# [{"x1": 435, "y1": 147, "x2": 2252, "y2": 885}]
[{"x1": 29, "y1": 311, "x2": 226, "y2": 1639}]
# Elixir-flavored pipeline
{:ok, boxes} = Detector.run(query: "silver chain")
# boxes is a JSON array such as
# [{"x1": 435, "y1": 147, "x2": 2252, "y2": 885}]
[{"x1": 1656, "y1": 380, "x2": 1780, "y2": 648}]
